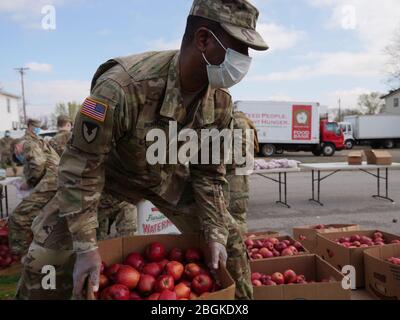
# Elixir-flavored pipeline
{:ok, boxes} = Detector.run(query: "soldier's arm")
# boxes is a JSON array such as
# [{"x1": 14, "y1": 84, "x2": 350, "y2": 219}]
[
  {"x1": 58, "y1": 77, "x2": 129, "y2": 253},
  {"x1": 23, "y1": 140, "x2": 46, "y2": 188},
  {"x1": 190, "y1": 93, "x2": 234, "y2": 246}
]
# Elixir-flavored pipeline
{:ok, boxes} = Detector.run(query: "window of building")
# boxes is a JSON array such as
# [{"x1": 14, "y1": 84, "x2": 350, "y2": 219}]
[
  {"x1": 7, "y1": 98, "x2": 11, "y2": 113},
  {"x1": 394, "y1": 97, "x2": 399, "y2": 108}
]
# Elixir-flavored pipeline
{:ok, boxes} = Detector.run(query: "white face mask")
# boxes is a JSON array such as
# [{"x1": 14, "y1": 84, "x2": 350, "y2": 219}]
[{"x1": 202, "y1": 30, "x2": 252, "y2": 89}]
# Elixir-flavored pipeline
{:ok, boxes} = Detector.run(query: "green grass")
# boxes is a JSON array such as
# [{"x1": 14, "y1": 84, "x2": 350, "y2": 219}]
[{"x1": 0, "y1": 275, "x2": 19, "y2": 300}]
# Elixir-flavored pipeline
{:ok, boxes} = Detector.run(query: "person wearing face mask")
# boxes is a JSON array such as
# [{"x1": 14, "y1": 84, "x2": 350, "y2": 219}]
[
  {"x1": 17, "y1": 0, "x2": 268, "y2": 300},
  {"x1": 8, "y1": 138, "x2": 60, "y2": 257},
  {"x1": 0, "y1": 130, "x2": 15, "y2": 169}
]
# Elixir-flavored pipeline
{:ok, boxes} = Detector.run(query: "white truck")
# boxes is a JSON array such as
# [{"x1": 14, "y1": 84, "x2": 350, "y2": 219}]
[
  {"x1": 340, "y1": 114, "x2": 400, "y2": 149},
  {"x1": 235, "y1": 101, "x2": 345, "y2": 157}
]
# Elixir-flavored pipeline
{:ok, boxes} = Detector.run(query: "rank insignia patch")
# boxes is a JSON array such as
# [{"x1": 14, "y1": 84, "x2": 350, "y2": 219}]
[
  {"x1": 81, "y1": 98, "x2": 108, "y2": 122},
  {"x1": 82, "y1": 121, "x2": 99, "y2": 144}
]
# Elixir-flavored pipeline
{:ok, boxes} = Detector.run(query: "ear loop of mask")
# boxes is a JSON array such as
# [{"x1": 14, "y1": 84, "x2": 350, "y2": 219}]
[{"x1": 202, "y1": 29, "x2": 227, "y2": 65}]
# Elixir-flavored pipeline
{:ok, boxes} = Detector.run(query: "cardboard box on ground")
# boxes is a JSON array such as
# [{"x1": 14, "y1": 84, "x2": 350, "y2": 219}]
[
  {"x1": 364, "y1": 244, "x2": 400, "y2": 300},
  {"x1": 293, "y1": 224, "x2": 360, "y2": 253},
  {"x1": 94, "y1": 234, "x2": 235, "y2": 300},
  {"x1": 315, "y1": 230, "x2": 400, "y2": 288},
  {"x1": 250, "y1": 255, "x2": 351, "y2": 300}
]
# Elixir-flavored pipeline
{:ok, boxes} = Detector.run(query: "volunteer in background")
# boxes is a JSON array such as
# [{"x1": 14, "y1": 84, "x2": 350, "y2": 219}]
[
  {"x1": 17, "y1": 0, "x2": 268, "y2": 300},
  {"x1": 224, "y1": 111, "x2": 259, "y2": 235},
  {"x1": 0, "y1": 130, "x2": 15, "y2": 169},
  {"x1": 8, "y1": 136, "x2": 60, "y2": 257},
  {"x1": 49, "y1": 115, "x2": 73, "y2": 157}
]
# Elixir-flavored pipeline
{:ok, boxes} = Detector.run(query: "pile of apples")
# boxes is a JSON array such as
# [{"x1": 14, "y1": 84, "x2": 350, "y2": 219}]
[
  {"x1": 98, "y1": 242, "x2": 218, "y2": 300},
  {"x1": 252, "y1": 270, "x2": 332, "y2": 287},
  {"x1": 386, "y1": 256, "x2": 400, "y2": 266},
  {"x1": 245, "y1": 237, "x2": 306, "y2": 260},
  {"x1": 0, "y1": 221, "x2": 19, "y2": 270},
  {"x1": 334, "y1": 232, "x2": 400, "y2": 248}
]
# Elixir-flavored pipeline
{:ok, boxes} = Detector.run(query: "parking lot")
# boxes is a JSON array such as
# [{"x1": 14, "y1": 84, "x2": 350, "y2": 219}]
[{"x1": 248, "y1": 147, "x2": 400, "y2": 235}]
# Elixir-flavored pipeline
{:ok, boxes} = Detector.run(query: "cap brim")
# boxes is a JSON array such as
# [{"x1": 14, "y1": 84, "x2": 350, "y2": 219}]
[{"x1": 221, "y1": 23, "x2": 269, "y2": 51}]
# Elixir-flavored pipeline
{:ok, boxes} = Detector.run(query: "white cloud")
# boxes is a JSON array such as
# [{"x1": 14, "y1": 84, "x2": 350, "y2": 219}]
[
  {"x1": 255, "y1": 23, "x2": 305, "y2": 53},
  {"x1": 147, "y1": 38, "x2": 182, "y2": 51},
  {"x1": 25, "y1": 62, "x2": 53, "y2": 72}
]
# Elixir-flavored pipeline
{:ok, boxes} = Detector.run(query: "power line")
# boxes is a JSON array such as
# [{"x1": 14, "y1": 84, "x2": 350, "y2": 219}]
[{"x1": 14, "y1": 67, "x2": 29, "y2": 124}]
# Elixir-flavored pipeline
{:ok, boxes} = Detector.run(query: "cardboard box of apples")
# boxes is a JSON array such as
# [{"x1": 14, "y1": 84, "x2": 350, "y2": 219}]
[
  {"x1": 364, "y1": 244, "x2": 400, "y2": 300},
  {"x1": 316, "y1": 230, "x2": 400, "y2": 288},
  {"x1": 293, "y1": 224, "x2": 360, "y2": 253},
  {"x1": 250, "y1": 254, "x2": 351, "y2": 300},
  {"x1": 245, "y1": 235, "x2": 309, "y2": 261},
  {"x1": 91, "y1": 234, "x2": 235, "y2": 300},
  {"x1": 0, "y1": 219, "x2": 20, "y2": 273}
]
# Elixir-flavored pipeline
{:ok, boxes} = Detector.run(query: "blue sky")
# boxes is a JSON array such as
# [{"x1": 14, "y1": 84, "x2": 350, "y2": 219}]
[{"x1": 0, "y1": 0, "x2": 399, "y2": 117}]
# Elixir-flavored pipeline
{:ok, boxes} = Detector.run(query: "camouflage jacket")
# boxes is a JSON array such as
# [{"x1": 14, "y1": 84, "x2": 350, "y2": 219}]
[
  {"x1": 58, "y1": 50, "x2": 234, "y2": 252},
  {"x1": 0, "y1": 136, "x2": 14, "y2": 156},
  {"x1": 49, "y1": 130, "x2": 72, "y2": 156},
  {"x1": 23, "y1": 132, "x2": 60, "y2": 191}
]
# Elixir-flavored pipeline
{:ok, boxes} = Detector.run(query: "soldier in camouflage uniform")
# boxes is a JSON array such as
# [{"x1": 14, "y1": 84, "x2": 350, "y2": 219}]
[
  {"x1": 223, "y1": 111, "x2": 259, "y2": 235},
  {"x1": 8, "y1": 120, "x2": 60, "y2": 257},
  {"x1": 17, "y1": 0, "x2": 268, "y2": 300},
  {"x1": 0, "y1": 130, "x2": 15, "y2": 168},
  {"x1": 49, "y1": 115, "x2": 137, "y2": 240},
  {"x1": 49, "y1": 115, "x2": 73, "y2": 157}
]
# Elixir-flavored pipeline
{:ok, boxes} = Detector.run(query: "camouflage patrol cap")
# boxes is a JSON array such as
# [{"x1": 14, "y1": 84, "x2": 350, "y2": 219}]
[
  {"x1": 57, "y1": 114, "x2": 73, "y2": 127},
  {"x1": 189, "y1": 0, "x2": 268, "y2": 51},
  {"x1": 26, "y1": 118, "x2": 41, "y2": 127}
]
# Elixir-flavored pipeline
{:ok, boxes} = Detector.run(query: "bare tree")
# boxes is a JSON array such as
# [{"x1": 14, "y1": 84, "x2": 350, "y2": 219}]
[
  {"x1": 357, "y1": 92, "x2": 385, "y2": 115},
  {"x1": 385, "y1": 26, "x2": 400, "y2": 88}
]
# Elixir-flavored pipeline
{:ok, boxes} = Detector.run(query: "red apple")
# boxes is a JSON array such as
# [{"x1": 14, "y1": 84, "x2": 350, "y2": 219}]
[
  {"x1": 184, "y1": 263, "x2": 201, "y2": 280},
  {"x1": 275, "y1": 242, "x2": 288, "y2": 252},
  {"x1": 259, "y1": 248, "x2": 273, "y2": 258},
  {"x1": 158, "y1": 259, "x2": 169, "y2": 269},
  {"x1": 185, "y1": 248, "x2": 203, "y2": 262},
  {"x1": 271, "y1": 272, "x2": 284, "y2": 285},
  {"x1": 374, "y1": 232, "x2": 383, "y2": 239},
  {"x1": 165, "y1": 261, "x2": 184, "y2": 281},
  {"x1": 251, "y1": 272, "x2": 262, "y2": 281},
  {"x1": 282, "y1": 240, "x2": 291, "y2": 246},
  {"x1": 390, "y1": 240, "x2": 400, "y2": 244},
  {"x1": 264, "y1": 279, "x2": 277, "y2": 286},
  {"x1": 105, "y1": 264, "x2": 121, "y2": 283},
  {"x1": 244, "y1": 239, "x2": 254, "y2": 248},
  {"x1": 147, "y1": 293, "x2": 160, "y2": 300},
  {"x1": 263, "y1": 241, "x2": 274, "y2": 251},
  {"x1": 137, "y1": 274, "x2": 156, "y2": 296},
  {"x1": 252, "y1": 253, "x2": 263, "y2": 260},
  {"x1": 155, "y1": 275, "x2": 175, "y2": 292},
  {"x1": 169, "y1": 248, "x2": 184, "y2": 262},
  {"x1": 100, "y1": 284, "x2": 130, "y2": 300},
  {"x1": 281, "y1": 248, "x2": 294, "y2": 256},
  {"x1": 192, "y1": 274, "x2": 213, "y2": 295},
  {"x1": 145, "y1": 242, "x2": 166, "y2": 262},
  {"x1": 252, "y1": 279, "x2": 262, "y2": 287},
  {"x1": 124, "y1": 252, "x2": 145, "y2": 271},
  {"x1": 350, "y1": 235, "x2": 361, "y2": 242},
  {"x1": 254, "y1": 240, "x2": 263, "y2": 249},
  {"x1": 352, "y1": 241, "x2": 361, "y2": 247},
  {"x1": 266, "y1": 237, "x2": 279, "y2": 245},
  {"x1": 129, "y1": 291, "x2": 142, "y2": 300},
  {"x1": 295, "y1": 275, "x2": 307, "y2": 284},
  {"x1": 114, "y1": 265, "x2": 141, "y2": 290},
  {"x1": 142, "y1": 262, "x2": 163, "y2": 278},
  {"x1": 284, "y1": 270, "x2": 297, "y2": 284},
  {"x1": 99, "y1": 274, "x2": 110, "y2": 290},
  {"x1": 174, "y1": 282, "x2": 191, "y2": 299},
  {"x1": 159, "y1": 289, "x2": 177, "y2": 300},
  {"x1": 293, "y1": 242, "x2": 303, "y2": 250},
  {"x1": 272, "y1": 250, "x2": 280, "y2": 257}
]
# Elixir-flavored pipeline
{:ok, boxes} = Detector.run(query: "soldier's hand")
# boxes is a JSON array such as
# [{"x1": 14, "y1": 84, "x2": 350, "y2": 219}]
[
  {"x1": 19, "y1": 182, "x2": 29, "y2": 191},
  {"x1": 208, "y1": 241, "x2": 227, "y2": 269},
  {"x1": 73, "y1": 248, "x2": 102, "y2": 299}
]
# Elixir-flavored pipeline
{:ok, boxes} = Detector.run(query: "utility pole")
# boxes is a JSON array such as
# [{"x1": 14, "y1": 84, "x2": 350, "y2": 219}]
[
  {"x1": 338, "y1": 98, "x2": 342, "y2": 122},
  {"x1": 14, "y1": 67, "x2": 29, "y2": 125}
]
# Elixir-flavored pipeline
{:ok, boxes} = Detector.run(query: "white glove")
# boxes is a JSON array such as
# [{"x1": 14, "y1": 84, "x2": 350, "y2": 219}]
[{"x1": 208, "y1": 241, "x2": 228, "y2": 269}]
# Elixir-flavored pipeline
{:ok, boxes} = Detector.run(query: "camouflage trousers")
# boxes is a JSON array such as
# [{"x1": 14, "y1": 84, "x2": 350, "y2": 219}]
[
  {"x1": 8, "y1": 190, "x2": 56, "y2": 257},
  {"x1": 17, "y1": 186, "x2": 253, "y2": 300},
  {"x1": 97, "y1": 193, "x2": 137, "y2": 240},
  {"x1": 223, "y1": 173, "x2": 250, "y2": 235}
]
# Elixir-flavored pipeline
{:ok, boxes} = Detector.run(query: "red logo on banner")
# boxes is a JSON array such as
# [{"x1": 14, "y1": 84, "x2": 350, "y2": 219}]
[{"x1": 292, "y1": 105, "x2": 312, "y2": 140}]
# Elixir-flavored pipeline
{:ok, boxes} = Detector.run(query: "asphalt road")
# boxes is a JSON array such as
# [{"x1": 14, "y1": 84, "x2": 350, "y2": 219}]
[{"x1": 248, "y1": 147, "x2": 400, "y2": 236}]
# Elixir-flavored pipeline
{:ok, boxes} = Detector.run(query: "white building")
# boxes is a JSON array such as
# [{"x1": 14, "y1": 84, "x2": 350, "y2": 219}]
[
  {"x1": 0, "y1": 90, "x2": 21, "y2": 131},
  {"x1": 382, "y1": 88, "x2": 400, "y2": 115}
]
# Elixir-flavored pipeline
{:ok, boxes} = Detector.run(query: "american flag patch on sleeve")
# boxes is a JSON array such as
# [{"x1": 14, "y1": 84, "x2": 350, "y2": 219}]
[{"x1": 80, "y1": 98, "x2": 108, "y2": 122}]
